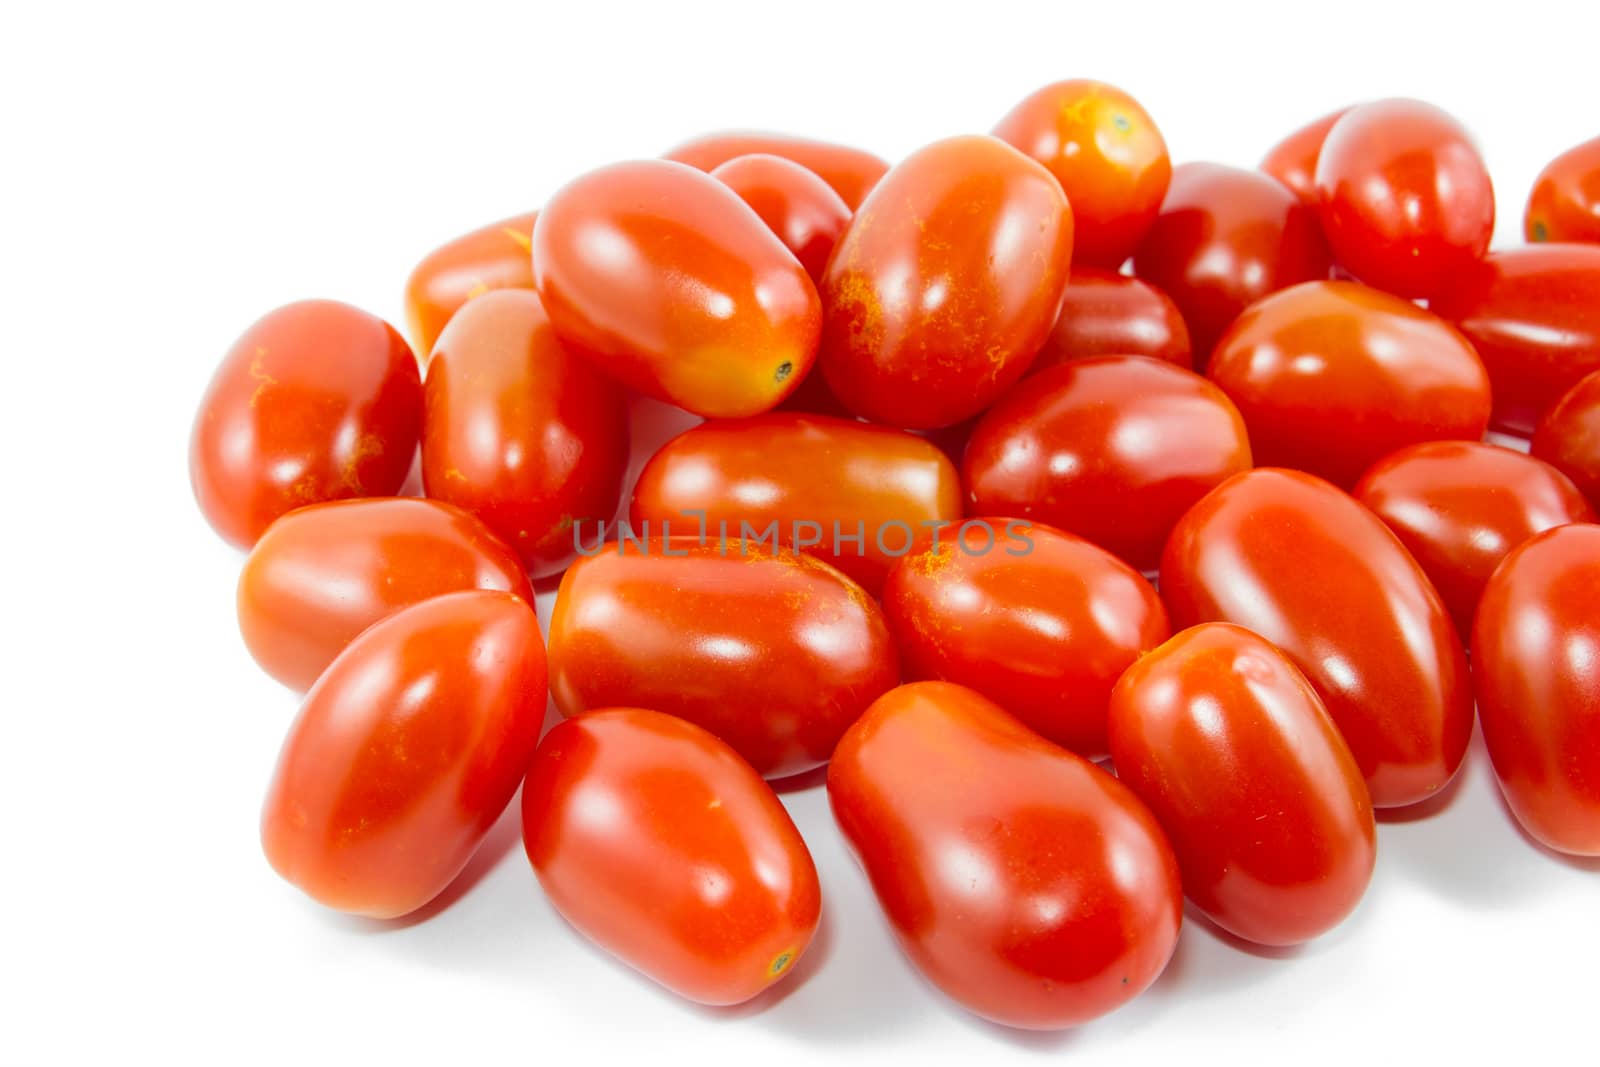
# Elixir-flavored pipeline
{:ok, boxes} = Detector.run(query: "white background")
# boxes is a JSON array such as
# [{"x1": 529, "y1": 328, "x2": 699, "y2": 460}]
[{"x1": 4, "y1": 1, "x2": 1598, "y2": 1063}]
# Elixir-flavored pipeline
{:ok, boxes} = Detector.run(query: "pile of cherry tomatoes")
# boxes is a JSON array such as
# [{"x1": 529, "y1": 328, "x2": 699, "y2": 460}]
[{"x1": 189, "y1": 79, "x2": 1600, "y2": 1031}]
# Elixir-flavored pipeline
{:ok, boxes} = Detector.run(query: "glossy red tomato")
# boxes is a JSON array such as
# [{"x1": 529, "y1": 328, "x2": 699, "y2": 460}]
[
  {"x1": 965, "y1": 356, "x2": 1251, "y2": 570},
  {"x1": 548, "y1": 539, "x2": 897, "y2": 778},
  {"x1": 1314, "y1": 99, "x2": 1494, "y2": 300},
  {"x1": 1208, "y1": 280, "x2": 1490, "y2": 488},
  {"x1": 1430, "y1": 244, "x2": 1600, "y2": 434},
  {"x1": 1354, "y1": 441, "x2": 1592, "y2": 639},
  {"x1": 881, "y1": 521, "x2": 1168, "y2": 758},
  {"x1": 237, "y1": 497, "x2": 533, "y2": 692},
  {"x1": 1132, "y1": 162, "x2": 1331, "y2": 367},
  {"x1": 1525, "y1": 136, "x2": 1600, "y2": 244},
  {"x1": 1532, "y1": 369, "x2": 1600, "y2": 511},
  {"x1": 403, "y1": 210, "x2": 538, "y2": 357},
  {"x1": 710, "y1": 153, "x2": 852, "y2": 282},
  {"x1": 421, "y1": 289, "x2": 629, "y2": 576},
  {"x1": 190, "y1": 299, "x2": 422, "y2": 548},
  {"x1": 818, "y1": 135, "x2": 1074, "y2": 429},
  {"x1": 1031, "y1": 266, "x2": 1191, "y2": 371},
  {"x1": 1473, "y1": 524, "x2": 1600, "y2": 855},
  {"x1": 665, "y1": 131, "x2": 889, "y2": 210},
  {"x1": 532, "y1": 160, "x2": 820, "y2": 418},
  {"x1": 1260, "y1": 107, "x2": 1352, "y2": 206},
  {"x1": 828, "y1": 681, "x2": 1181, "y2": 1030},
  {"x1": 1161, "y1": 468, "x2": 1473, "y2": 808},
  {"x1": 261, "y1": 591, "x2": 546, "y2": 918},
  {"x1": 523, "y1": 708, "x2": 821, "y2": 1004},
  {"x1": 629, "y1": 413, "x2": 961, "y2": 594},
  {"x1": 992, "y1": 79, "x2": 1169, "y2": 267},
  {"x1": 1108, "y1": 623, "x2": 1375, "y2": 946}
]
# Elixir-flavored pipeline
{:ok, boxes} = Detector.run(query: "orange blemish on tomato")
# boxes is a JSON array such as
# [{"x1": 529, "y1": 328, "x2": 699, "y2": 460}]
[
  {"x1": 503, "y1": 227, "x2": 533, "y2": 254},
  {"x1": 340, "y1": 434, "x2": 386, "y2": 492},
  {"x1": 465, "y1": 280, "x2": 490, "y2": 301},
  {"x1": 248, "y1": 347, "x2": 279, "y2": 408}
]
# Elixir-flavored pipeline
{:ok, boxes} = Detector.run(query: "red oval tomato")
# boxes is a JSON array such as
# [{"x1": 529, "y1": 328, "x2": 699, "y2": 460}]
[
  {"x1": 1525, "y1": 136, "x2": 1600, "y2": 244},
  {"x1": 1031, "y1": 266, "x2": 1191, "y2": 371},
  {"x1": 1160, "y1": 468, "x2": 1473, "y2": 808},
  {"x1": 828, "y1": 681, "x2": 1181, "y2": 1030},
  {"x1": 710, "y1": 153, "x2": 852, "y2": 282},
  {"x1": 523, "y1": 708, "x2": 821, "y2": 1005},
  {"x1": 421, "y1": 289, "x2": 629, "y2": 576},
  {"x1": 1532, "y1": 369, "x2": 1600, "y2": 511},
  {"x1": 965, "y1": 356, "x2": 1251, "y2": 570},
  {"x1": 665, "y1": 131, "x2": 889, "y2": 210},
  {"x1": 1260, "y1": 107, "x2": 1352, "y2": 206},
  {"x1": 818, "y1": 135, "x2": 1074, "y2": 429},
  {"x1": 992, "y1": 79, "x2": 1169, "y2": 267},
  {"x1": 260, "y1": 590, "x2": 546, "y2": 918},
  {"x1": 190, "y1": 299, "x2": 422, "y2": 548},
  {"x1": 403, "y1": 210, "x2": 538, "y2": 357},
  {"x1": 532, "y1": 160, "x2": 820, "y2": 418},
  {"x1": 881, "y1": 521, "x2": 1168, "y2": 758},
  {"x1": 1108, "y1": 623, "x2": 1375, "y2": 946}
]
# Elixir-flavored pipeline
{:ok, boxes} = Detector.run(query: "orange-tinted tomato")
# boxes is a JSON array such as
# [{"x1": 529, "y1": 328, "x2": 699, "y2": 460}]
[
  {"x1": 421, "y1": 289, "x2": 629, "y2": 576},
  {"x1": 881, "y1": 522, "x2": 1168, "y2": 758},
  {"x1": 1314, "y1": 99, "x2": 1494, "y2": 300},
  {"x1": 1525, "y1": 136, "x2": 1600, "y2": 244},
  {"x1": 992, "y1": 79, "x2": 1169, "y2": 267},
  {"x1": 261, "y1": 591, "x2": 546, "y2": 918},
  {"x1": 1259, "y1": 107, "x2": 1352, "y2": 206},
  {"x1": 190, "y1": 300, "x2": 422, "y2": 548},
  {"x1": 1108, "y1": 623, "x2": 1375, "y2": 946},
  {"x1": 403, "y1": 210, "x2": 538, "y2": 357},
  {"x1": 629, "y1": 413, "x2": 961, "y2": 594},
  {"x1": 965, "y1": 357, "x2": 1251, "y2": 570},
  {"x1": 548, "y1": 539, "x2": 897, "y2": 778},
  {"x1": 1031, "y1": 266, "x2": 1192, "y2": 371},
  {"x1": 532, "y1": 160, "x2": 820, "y2": 418},
  {"x1": 818, "y1": 135, "x2": 1074, "y2": 429},
  {"x1": 237, "y1": 497, "x2": 533, "y2": 692},
  {"x1": 523, "y1": 709, "x2": 821, "y2": 1005},
  {"x1": 1354, "y1": 442, "x2": 1593, "y2": 639},
  {"x1": 1532, "y1": 369, "x2": 1600, "y2": 511},
  {"x1": 710, "y1": 153, "x2": 852, "y2": 282},
  {"x1": 665, "y1": 130, "x2": 889, "y2": 210},
  {"x1": 1161, "y1": 469, "x2": 1473, "y2": 808},
  {"x1": 1208, "y1": 280, "x2": 1491, "y2": 488},
  {"x1": 828, "y1": 681, "x2": 1181, "y2": 1030}
]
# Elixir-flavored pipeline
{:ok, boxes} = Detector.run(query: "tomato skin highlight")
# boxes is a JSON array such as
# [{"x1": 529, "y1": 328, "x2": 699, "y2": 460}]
[
  {"x1": 1532, "y1": 369, "x2": 1600, "y2": 512},
  {"x1": 665, "y1": 131, "x2": 889, "y2": 210},
  {"x1": 1260, "y1": 107, "x2": 1352, "y2": 206},
  {"x1": 710, "y1": 153, "x2": 852, "y2": 282},
  {"x1": 522, "y1": 708, "x2": 821, "y2": 1005},
  {"x1": 1031, "y1": 266, "x2": 1192, "y2": 371},
  {"x1": 403, "y1": 210, "x2": 539, "y2": 357},
  {"x1": 1525, "y1": 136, "x2": 1600, "y2": 244},
  {"x1": 828, "y1": 681, "x2": 1181, "y2": 1031},
  {"x1": 260, "y1": 591, "x2": 547, "y2": 919},
  {"x1": 1108, "y1": 623, "x2": 1376, "y2": 946}
]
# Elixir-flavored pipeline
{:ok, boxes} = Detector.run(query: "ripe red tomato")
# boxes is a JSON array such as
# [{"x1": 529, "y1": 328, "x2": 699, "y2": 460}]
[
  {"x1": 1161, "y1": 468, "x2": 1473, "y2": 808},
  {"x1": 818, "y1": 135, "x2": 1074, "y2": 429},
  {"x1": 1207, "y1": 280, "x2": 1491, "y2": 488},
  {"x1": 523, "y1": 708, "x2": 821, "y2": 1005},
  {"x1": 1260, "y1": 107, "x2": 1352, "y2": 206},
  {"x1": 403, "y1": 210, "x2": 538, "y2": 357},
  {"x1": 421, "y1": 289, "x2": 629, "y2": 576},
  {"x1": 665, "y1": 131, "x2": 889, "y2": 210},
  {"x1": 190, "y1": 299, "x2": 422, "y2": 549},
  {"x1": 1354, "y1": 441, "x2": 1593, "y2": 639},
  {"x1": 828, "y1": 681, "x2": 1181, "y2": 1030},
  {"x1": 992, "y1": 79, "x2": 1169, "y2": 267},
  {"x1": 1532, "y1": 369, "x2": 1600, "y2": 511},
  {"x1": 1430, "y1": 244, "x2": 1600, "y2": 435},
  {"x1": 261, "y1": 591, "x2": 546, "y2": 918},
  {"x1": 532, "y1": 160, "x2": 820, "y2": 418},
  {"x1": 965, "y1": 356, "x2": 1251, "y2": 570},
  {"x1": 548, "y1": 539, "x2": 897, "y2": 778},
  {"x1": 1313, "y1": 99, "x2": 1494, "y2": 300},
  {"x1": 1031, "y1": 266, "x2": 1192, "y2": 371},
  {"x1": 1132, "y1": 162, "x2": 1331, "y2": 367},
  {"x1": 710, "y1": 153, "x2": 852, "y2": 282},
  {"x1": 881, "y1": 521, "x2": 1168, "y2": 758},
  {"x1": 1108, "y1": 623, "x2": 1375, "y2": 946},
  {"x1": 1472, "y1": 524, "x2": 1600, "y2": 856},
  {"x1": 1525, "y1": 136, "x2": 1600, "y2": 244},
  {"x1": 629, "y1": 413, "x2": 961, "y2": 594}
]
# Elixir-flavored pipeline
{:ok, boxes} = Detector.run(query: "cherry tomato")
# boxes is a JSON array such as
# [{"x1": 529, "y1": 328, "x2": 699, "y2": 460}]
[
  {"x1": 1532, "y1": 369, "x2": 1600, "y2": 511},
  {"x1": 1525, "y1": 136, "x2": 1600, "y2": 244},
  {"x1": 1161, "y1": 468, "x2": 1473, "y2": 808},
  {"x1": 1430, "y1": 244, "x2": 1600, "y2": 435},
  {"x1": 992, "y1": 79, "x2": 1169, "y2": 267},
  {"x1": 532, "y1": 160, "x2": 820, "y2": 418},
  {"x1": 818, "y1": 135, "x2": 1074, "y2": 429},
  {"x1": 1031, "y1": 266, "x2": 1192, "y2": 371},
  {"x1": 1259, "y1": 107, "x2": 1352, "y2": 206},
  {"x1": 828, "y1": 681, "x2": 1181, "y2": 1030},
  {"x1": 1313, "y1": 99, "x2": 1494, "y2": 300},
  {"x1": 190, "y1": 299, "x2": 422, "y2": 548},
  {"x1": 1207, "y1": 280, "x2": 1490, "y2": 488},
  {"x1": 421, "y1": 289, "x2": 629, "y2": 576},
  {"x1": 1132, "y1": 162, "x2": 1330, "y2": 367},
  {"x1": 1354, "y1": 441, "x2": 1593, "y2": 639},
  {"x1": 881, "y1": 521, "x2": 1168, "y2": 758},
  {"x1": 403, "y1": 210, "x2": 538, "y2": 357},
  {"x1": 965, "y1": 356, "x2": 1251, "y2": 570},
  {"x1": 629, "y1": 413, "x2": 961, "y2": 594},
  {"x1": 665, "y1": 131, "x2": 889, "y2": 210},
  {"x1": 548, "y1": 539, "x2": 897, "y2": 778},
  {"x1": 710, "y1": 154, "x2": 852, "y2": 282},
  {"x1": 523, "y1": 708, "x2": 821, "y2": 1005},
  {"x1": 261, "y1": 591, "x2": 546, "y2": 918}
]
